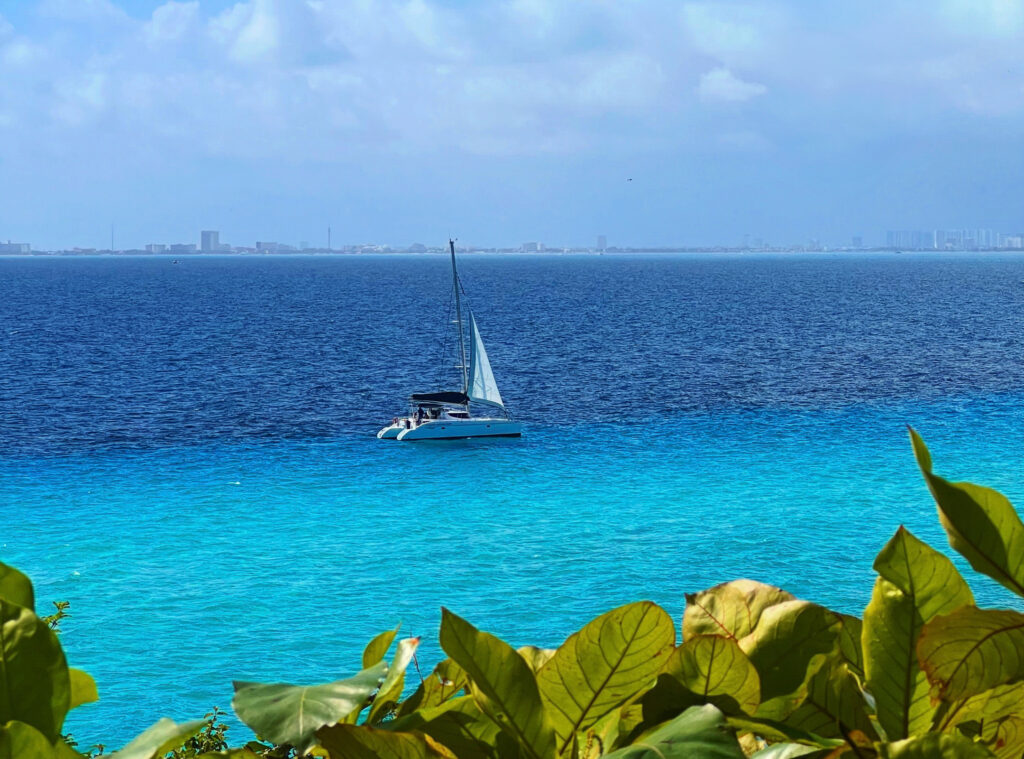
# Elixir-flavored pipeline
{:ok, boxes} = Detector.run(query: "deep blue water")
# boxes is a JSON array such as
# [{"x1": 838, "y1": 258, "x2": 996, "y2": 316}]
[{"x1": 3, "y1": 252, "x2": 1024, "y2": 748}]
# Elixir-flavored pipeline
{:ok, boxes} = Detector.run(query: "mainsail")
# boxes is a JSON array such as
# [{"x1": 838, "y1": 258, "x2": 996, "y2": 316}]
[{"x1": 468, "y1": 313, "x2": 504, "y2": 408}]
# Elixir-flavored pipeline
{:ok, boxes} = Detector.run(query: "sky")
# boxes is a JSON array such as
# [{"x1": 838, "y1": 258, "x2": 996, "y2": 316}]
[{"x1": 1, "y1": 0, "x2": 1023, "y2": 249}]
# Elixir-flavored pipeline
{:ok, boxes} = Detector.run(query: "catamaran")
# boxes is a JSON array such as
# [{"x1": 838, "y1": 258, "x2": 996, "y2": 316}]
[{"x1": 376, "y1": 240, "x2": 522, "y2": 441}]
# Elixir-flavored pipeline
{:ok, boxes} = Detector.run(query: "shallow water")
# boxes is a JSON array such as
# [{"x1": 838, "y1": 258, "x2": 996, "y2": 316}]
[{"x1": 3, "y1": 252, "x2": 1024, "y2": 746}]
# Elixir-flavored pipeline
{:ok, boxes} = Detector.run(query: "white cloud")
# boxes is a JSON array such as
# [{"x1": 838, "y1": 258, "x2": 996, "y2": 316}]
[
  {"x1": 939, "y1": 0, "x2": 1024, "y2": 36},
  {"x1": 681, "y1": 2, "x2": 785, "y2": 65},
  {"x1": 145, "y1": 1, "x2": 200, "y2": 44},
  {"x1": 2, "y1": 0, "x2": 1024, "y2": 170},
  {"x1": 698, "y1": 67, "x2": 767, "y2": 102},
  {"x1": 37, "y1": 0, "x2": 125, "y2": 22}
]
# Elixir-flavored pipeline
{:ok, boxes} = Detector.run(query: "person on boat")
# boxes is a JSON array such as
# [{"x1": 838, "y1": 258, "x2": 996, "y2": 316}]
[{"x1": 415, "y1": 406, "x2": 425, "y2": 424}]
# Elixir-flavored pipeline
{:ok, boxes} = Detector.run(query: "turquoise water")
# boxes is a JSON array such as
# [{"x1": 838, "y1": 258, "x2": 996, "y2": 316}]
[{"x1": 3, "y1": 253, "x2": 1024, "y2": 746}]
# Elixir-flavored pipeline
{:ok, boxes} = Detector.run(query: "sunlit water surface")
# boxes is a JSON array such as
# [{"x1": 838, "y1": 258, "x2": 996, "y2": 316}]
[{"x1": 3, "y1": 253, "x2": 1024, "y2": 747}]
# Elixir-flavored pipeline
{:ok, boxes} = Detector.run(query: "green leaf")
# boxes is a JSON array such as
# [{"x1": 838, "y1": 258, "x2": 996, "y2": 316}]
[
  {"x1": 369, "y1": 637, "x2": 422, "y2": 724},
  {"x1": 0, "y1": 721, "x2": 65, "y2": 759},
  {"x1": 0, "y1": 565, "x2": 33, "y2": 612},
  {"x1": 0, "y1": 599, "x2": 70, "y2": 742},
  {"x1": 683, "y1": 581, "x2": 795, "y2": 641},
  {"x1": 518, "y1": 647, "x2": 556, "y2": 673},
  {"x1": 917, "y1": 606, "x2": 1024, "y2": 703},
  {"x1": 537, "y1": 601, "x2": 674, "y2": 754},
  {"x1": 739, "y1": 601, "x2": 841, "y2": 720},
  {"x1": 439, "y1": 607, "x2": 555, "y2": 759},
  {"x1": 396, "y1": 659, "x2": 467, "y2": 718},
  {"x1": 878, "y1": 731, "x2": 996, "y2": 758},
  {"x1": 68, "y1": 669, "x2": 98, "y2": 711},
  {"x1": 318, "y1": 724, "x2": 456, "y2": 758},
  {"x1": 231, "y1": 660, "x2": 387, "y2": 754},
  {"x1": 663, "y1": 635, "x2": 760, "y2": 715},
  {"x1": 863, "y1": 526, "x2": 974, "y2": 740},
  {"x1": 364, "y1": 625, "x2": 401, "y2": 668},
  {"x1": 601, "y1": 704, "x2": 746, "y2": 759},
  {"x1": 107, "y1": 718, "x2": 205, "y2": 759},
  {"x1": 910, "y1": 428, "x2": 1024, "y2": 599}
]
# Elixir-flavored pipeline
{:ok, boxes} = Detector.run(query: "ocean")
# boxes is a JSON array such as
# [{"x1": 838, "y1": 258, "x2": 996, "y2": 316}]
[{"x1": 3, "y1": 252, "x2": 1024, "y2": 747}]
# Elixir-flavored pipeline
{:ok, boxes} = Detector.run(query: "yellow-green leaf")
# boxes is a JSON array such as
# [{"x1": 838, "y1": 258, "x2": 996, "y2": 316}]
[
  {"x1": 318, "y1": 724, "x2": 456, "y2": 759},
  {"x1": 0, "y1": 565, "x2": 33, "y2": 612},
  {"x1": 518, "y1": 647, "x2": 556, "y2": 673},
  {"x1": 0, "y1": 721, "x2": 64, "y2": 759},
  {"x1": 739, "y1": 600, "x2": 841, "y2": 720},
  {"x1": 917, "y1": 606, "x2": 1024, "y2": 703},
  {"x1": 938, "y1": 682, "x2": 1024, "y2": 733},
  {"x1": 750, "y1": 745, "x2": 831, "y2": 759},
  {"x1": 369, "y1": 637, "x2": 421, "y2": 724},
  {"x1": 725, "y1": 714, "x2": 844, "y2": 748},
  {"x1": 537, "y1": 601, "x2": 675, "y2": 754},
  {"x1": 783, "y1": 659, "x2": 875, "y2": 740},
  {"x1": 663, "y1": 635, "x2": 760, "y2": 715},
  {"x1": 878, "y1": 731, "x2": 996, "y2": 758},
  {"x1": 68, "y1": 668, "x2": 98, "y2": 711},
  {"x1": 684, "y1": 581, "x2": 795, "y2": 641},
  {"x1": 863, "y1": 526, "x2": 974, "y2": 739},
  {"x1": 395, "y1": 659, "x2": 467, "y2": 718},
  {"x1": 439, "y1": 608, "x2": 555, "y2": 759},
  {"x1": 910, "y1": 429, "x2": 1024, "y2": 599},
  {"x1": 364, "y1": 625, "x2": 401, "y2": 668},
  {"x1": 986, "y1": 715, "x2": 1024, "y2": 759},
  {"x1": 0, "y1": 600, "x2": 70, "y2": 743},
  {"x1": 836, "y1": 614, "x2": 864, "y2": 677},
  {"x1": 397, "y1": 695, "x2": 509, "y2": 759}
]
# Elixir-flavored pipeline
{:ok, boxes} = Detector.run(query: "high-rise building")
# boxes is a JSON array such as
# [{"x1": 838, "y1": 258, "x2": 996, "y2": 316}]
[
  {"x1": 521, "y1": 242, "x2": 539, "y2": 253},
  {"x1": 201, "y1": 230, "x2": 219, "y2": 252},
  {"x1": 0, "y1": 242, "x2": 30, "y2": 253},
  {"x1": 145, "y1": 244, "x2": 166, "y2": 253},
  {"x1": 597, "y1": 235, "x2": 607, "y2": 251}
]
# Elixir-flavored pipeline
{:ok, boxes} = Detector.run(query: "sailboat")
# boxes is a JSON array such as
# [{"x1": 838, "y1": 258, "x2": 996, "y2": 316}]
[{"x1": 376, "y1": 240, "x2": 522, "y2": 441}]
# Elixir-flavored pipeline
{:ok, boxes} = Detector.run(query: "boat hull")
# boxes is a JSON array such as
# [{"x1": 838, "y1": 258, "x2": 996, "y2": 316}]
[
  {"x1": 377, "y1": 425, "x2": 403, "y2": 439},
  {"x1": 379, "y1": 418, "x2": 522, "y2": 441}
]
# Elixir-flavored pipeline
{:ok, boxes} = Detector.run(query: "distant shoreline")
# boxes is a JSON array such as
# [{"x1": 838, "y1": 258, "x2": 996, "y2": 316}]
[{"x1": 2, "y1": 247, "x2": 1022, "y2": 257}]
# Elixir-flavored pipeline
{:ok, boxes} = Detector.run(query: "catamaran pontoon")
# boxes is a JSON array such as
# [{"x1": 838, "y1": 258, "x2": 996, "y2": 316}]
[{"x1": 376, "y1": 240, "x2": 522, "y2": 441}]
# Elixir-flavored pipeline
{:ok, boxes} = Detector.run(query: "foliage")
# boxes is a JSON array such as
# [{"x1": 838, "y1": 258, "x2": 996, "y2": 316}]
[
  {"x1": 5, "y1": 428, "x2": 1024, "y2": 757},
  {"x1": 43, "y1": 601, "x2": 72, "y2": 632},
  {"x1": 169, "y1": 708, "x2": 230, "y2": 758}
]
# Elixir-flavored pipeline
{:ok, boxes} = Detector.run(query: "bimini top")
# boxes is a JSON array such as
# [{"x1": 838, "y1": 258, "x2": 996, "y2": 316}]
[{"x1": 409, "y1": 391, "x2": 470, "y2": 405}]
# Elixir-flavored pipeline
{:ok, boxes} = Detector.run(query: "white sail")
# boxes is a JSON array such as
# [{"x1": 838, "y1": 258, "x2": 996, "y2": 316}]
[{"x1": 468, "y1": 313, "x2": 504, "y2": 408}]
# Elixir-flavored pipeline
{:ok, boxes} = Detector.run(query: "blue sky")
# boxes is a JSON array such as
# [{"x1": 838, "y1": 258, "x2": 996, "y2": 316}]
[{"x1": 1, "y1": 0, "x2": 1022, "y2": 249}]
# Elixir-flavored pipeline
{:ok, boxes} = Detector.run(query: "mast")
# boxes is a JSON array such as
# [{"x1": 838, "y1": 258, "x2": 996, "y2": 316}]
[{"x1": 450, "y1": 239, "x2": 468, "y2": 394}]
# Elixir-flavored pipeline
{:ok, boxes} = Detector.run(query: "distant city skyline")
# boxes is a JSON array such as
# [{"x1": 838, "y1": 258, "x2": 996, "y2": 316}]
[
  {"x1": 2, "y1": 2, "x2": 1023, "y2": 250},
  {"x1": 6, "y1": 224, "x2": 1024, "y2": 254}
]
